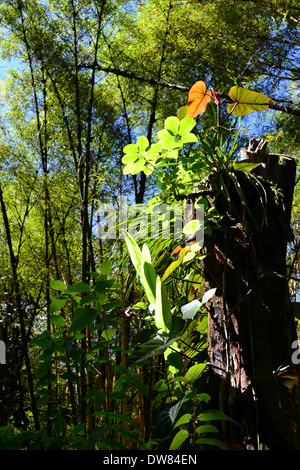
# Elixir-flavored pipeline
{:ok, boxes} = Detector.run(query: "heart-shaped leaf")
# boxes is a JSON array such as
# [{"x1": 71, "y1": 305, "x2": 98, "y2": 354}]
[
  {"x1": 186, "y1": 81, "x2": 212, "y2": 118},
  {"x1": 227, "y1": 86, "x2": 271, "y2": 115}
]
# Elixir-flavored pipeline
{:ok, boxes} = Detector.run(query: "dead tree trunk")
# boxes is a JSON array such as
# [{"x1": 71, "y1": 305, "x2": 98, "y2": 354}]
[{"x1": 201, "y1": 140, "x2": 300, "y2": 450}]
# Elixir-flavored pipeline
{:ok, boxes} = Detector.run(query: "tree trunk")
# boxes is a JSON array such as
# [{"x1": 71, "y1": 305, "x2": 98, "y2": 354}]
[{"x1": 201, "y1": 143, "x2": 300, "y2": 450}]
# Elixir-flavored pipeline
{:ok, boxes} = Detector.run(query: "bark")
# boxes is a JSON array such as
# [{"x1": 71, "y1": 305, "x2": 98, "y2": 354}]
[
  {"x1": 199, "y1": 142, "x2": 300, "y2": 449},
  {"x1": 0, "y1": 183, "x2": 40, "y2": 431}
]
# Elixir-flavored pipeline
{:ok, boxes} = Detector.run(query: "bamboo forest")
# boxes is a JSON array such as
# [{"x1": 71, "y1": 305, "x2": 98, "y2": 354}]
[{"x1": 0, "y1": 0, "x2": 300, "y2": 454}]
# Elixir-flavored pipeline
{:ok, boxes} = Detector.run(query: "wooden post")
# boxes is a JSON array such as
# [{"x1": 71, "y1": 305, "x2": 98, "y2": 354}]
[{"x1": 201, "y1": 140, "x2": 300, "y2": 449}]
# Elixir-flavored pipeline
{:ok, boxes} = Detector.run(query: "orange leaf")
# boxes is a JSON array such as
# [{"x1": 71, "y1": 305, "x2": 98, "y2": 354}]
[{"x1": 186, "y1": 81, "x2": 212, "y2": 119}]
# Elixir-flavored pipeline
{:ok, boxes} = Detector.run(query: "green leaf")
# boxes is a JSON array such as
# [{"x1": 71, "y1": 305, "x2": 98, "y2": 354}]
[
  {"x1": 185, "y1": 363, "x2": 207, "y2": 382},
  {"x1": 183, "y1": 219, "x2": 201, "y2": 237},
  {"x1": 36, "y1": 373, "x2": 56, "y2": 389},
  {"x1": 50, "y1": 280, "x2": 66, "y2": 291},
  {"x1": 69, "y1": 308, "x2": 98, "y2": 333},
  {"x1": 173, "y1": 413, "x2": 192, "y2": 429},
  {"x1": 177, "y1": 105, "x2": 188, "y2": 121},
  {"x1": 32, "y1": 332, "x2": 52, "y2": 349},
  {"x1": 181, "y1": 288, "x2": 216, "y2": 320},
  {"x1": 101, "y1": 327, "x2": 116, "y2": 341},
  {"x1": 103, "y1": 300, "x2": 124, "y2": 312},
  {"x1": 132, "y1": 302, "x2": 148, "y2": 310},
  {"x1": 232, "y1": 162, "x2": 260, "y2": 172},
  {"x1": 123, "y1": 143, "x2": 138, "y2": 154},
  {"x1": 196, "y1": 437, "x2": 229, "y2": 450},
  {"x1": 67, "y1": 282, "x2": 90, "y2": 293},
  {"x1": 79, "y1": 294, "x2": 97, "y2": 306},
  {"x1": 127, "y1": 336, "x2": 180, "y2": 367},
  {"x1": 123, "y1": 158, "x2": 145, "y2": 175},
  {"x1": 157, "y1": 129, "x2": 181, "y2": 149},
  {"x1": 122, "y1": 153, "x2": 139, "y2": 164},
  {"x1": 178, "y1": 117, "x2": 196, "y2": 135},
  {"x1": 180, "y1": 133, "x2": 198, "y2": 144},
  {"x1": 50, "y1": 315, "x2": 65, "y2": 328},
  {"x1": 162, "y1": 247, "x2": 189, "y2": 282},
  {"x1": 137, "y1": 135, "x2": 150, "y2": 151},
  {"x1": 54, "y1": 416, "x2": 65, "y2": 436},
  {"x1": 36, "y1": 362, "x2": 52, "y2": 377},
  {"x1": 99, "y1": 260, "x2": 112, "y2": 275},
  {"x1": 61, "y1": 371, "x2": 79, "y2": 382},
  {"x1": 198, "y1": 409, "x2": 238, "y2": 424},
  {"x1": 141, "y1": 244, "x2": 157, "y2": 304},
  {"x1": 155, "y1": 276, "x2": 172, "y2": 332},
  {"x1": 92, "y1": 412, "x2": 135, "y2": 426},
  {"x1": 49, "y1": 296, "x2": 68, "y2": 314},
  {"x1": 125, "y1": 233, "x2": 142, "y2": 278},
  {"x1": 169, "y1": 429, "x2": 189, "y2": 450},
  {"x1": 196, "y1": 424, "x2": 219, "y2": 434},
  {"x1": 164, "y1": 116, "x2": 179, "y2": 135}
]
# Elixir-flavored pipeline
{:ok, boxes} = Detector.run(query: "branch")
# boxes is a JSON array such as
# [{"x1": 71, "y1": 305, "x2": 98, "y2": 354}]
[
  {"x1": 81, "y1": 63, "x2": 300, "y2": 117},
  {"x1": 79, "y1": 62, "x2": 190, "y2": 92}
]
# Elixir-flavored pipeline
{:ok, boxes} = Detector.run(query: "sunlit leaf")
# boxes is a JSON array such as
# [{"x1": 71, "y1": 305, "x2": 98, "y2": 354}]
[
  {"x1": 227, "y1": 86, "x2": 271, "y2": 115},
  {"x1": 50, "y1": 280, "x2": 66, "y2": 291},
  {"x1": 164, "y1": 116, "x2": 179, "y2": 135},
  {"x1": 181, "y1": 299, "x2": 201, "y2": 320},
  {"x1": 178, "y1": 117, "x2": 196, "y2": 136},
  {"x1": 173, "y1": 413, "x2": 192, "y2": 429},
  {"x1": 177, "y1": 105, "x2": 188, "y2": 121},
  {"x1": 125, "y1": 233, "x2": 142, "y2": 278},
  {"x1": 186, "y1": 81, "x2": 212, "y2": 118},
  {"x1": 169, "y1": 429, "x2": 189, "y2": 450},
  {"x1": 137, "y1": 135, "x2": 150, "y2": 151},
  {"x1": 185, "y1": 363, "x2": 207, "y2": 382},
  {"x1": 162, "y1": 246, "x2": 189, "y2": 282},
  {"x1": 201, "y1": 287, "x2": 217, "y2": 304},
  {"x1": 232, "y1": 162, "x2": 260, "y2": 172},
  {"x1": 155, "y1": 276, "x2": 172, "y2": 332},
  {"x1": 99, "y1": 260, "x2": 112, "y2": 275}
]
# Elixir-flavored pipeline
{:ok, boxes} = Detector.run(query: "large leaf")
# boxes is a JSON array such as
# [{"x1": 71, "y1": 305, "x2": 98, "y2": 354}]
[
  {"x1": 126, "y1": 336, "x2": 180, "y2": 367},
  {"x1": 232, "y1": 162, "x2": 260, "y2": 172},
  {"x1": 186, "y1": 81, "x2": 212, "y2": 118},
  {"x1": 181, "y1": 288, "x2": 216, "y2": 320},
  {"x1": 227, "y1": 86, "x2": 271, "y2": 115},
  {"x1": 196, "y1": 437, "x2": 229, "y2": 450},
  {"x1": 185, "y1": 363, "x2": 207, "y2": 382},
  {"x1": 50, "y1": 280, "x2": 66, "y2": 291},
  {"x1": 198, "y1": 409, "x2": 238, "y2": 424},
  {"x1": 155, "y1": 277, "x2": 172, "y2": 332},
  {"x1": 69, "y1": 308, "x2": 98, "y2": 333},
  {"x1": 125, "y1": 233, "x2": 142, "y2": 278},
  {"x1": 141, "y1": 244, "x2": 157, "y2": 305},
  {"x1": 67, "y1": 282, "x2": 90, "y2": 293},
  {"x1": 49, "y1": 296, "x2": 68, "y2": 314},
  {"x1": 169, "y1": 429, "x2": 189, "y2": 450}
]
